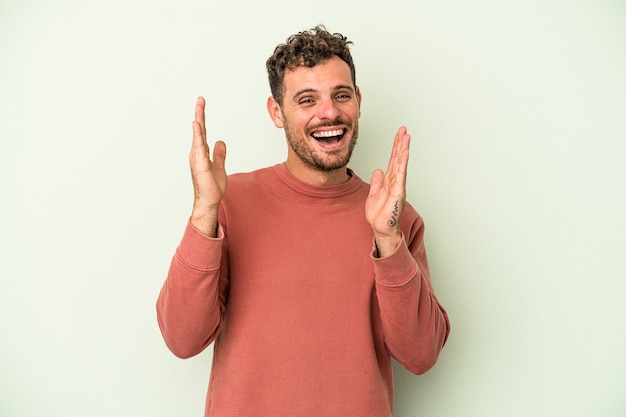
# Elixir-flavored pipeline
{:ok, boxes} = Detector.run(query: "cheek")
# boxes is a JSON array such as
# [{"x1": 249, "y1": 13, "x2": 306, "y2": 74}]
[
  {"x1": 293, "y1": 115, "x2": 315, "y2": 133},
  {"x1": 344, "y1": 103, "x2": 361, "y2": 119}
]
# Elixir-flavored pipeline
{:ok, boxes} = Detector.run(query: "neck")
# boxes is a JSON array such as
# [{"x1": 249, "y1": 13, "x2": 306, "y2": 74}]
[{"x1": 283, "y1": 160, "x2": 350, "y2": 187}]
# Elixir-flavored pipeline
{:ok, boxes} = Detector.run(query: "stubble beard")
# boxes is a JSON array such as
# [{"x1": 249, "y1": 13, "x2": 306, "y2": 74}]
[{"x1": 284, "y1": 119, "x2": 359, "y2": 172}]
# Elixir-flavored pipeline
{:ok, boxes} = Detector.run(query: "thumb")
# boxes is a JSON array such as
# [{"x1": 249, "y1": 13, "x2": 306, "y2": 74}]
[
  {"x1": 212, "y1": 140, "x2": 227, "y2": 170},
  {"x1": 369, "y1": 169, "x2": 384, "y2": 197}
]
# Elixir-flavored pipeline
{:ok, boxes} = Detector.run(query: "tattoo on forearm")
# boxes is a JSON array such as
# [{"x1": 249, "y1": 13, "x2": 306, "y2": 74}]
[{"x1": 387, "y1": 201, "x2": 399, "y2": 227}]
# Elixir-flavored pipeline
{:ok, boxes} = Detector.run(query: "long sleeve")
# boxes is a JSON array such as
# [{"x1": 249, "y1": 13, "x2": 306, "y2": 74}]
[
  {"x1": 156, "y1": 221, "x2": 229, "y2": 359},
  {"x1": 156, "y1": 166, "x2": 450, "y2": 416},
  {"x1": 373, "y1": 215, "x2": 450, "y2": 374}
]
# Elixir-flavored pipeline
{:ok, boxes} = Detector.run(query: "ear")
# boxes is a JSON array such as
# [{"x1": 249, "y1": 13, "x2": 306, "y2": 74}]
[
  {"x1": 267, "y1": 96, "x2": 284, "y2": 128},
  {"x1": 356, "y1": 86, "x2": 363, "y2": 117}
]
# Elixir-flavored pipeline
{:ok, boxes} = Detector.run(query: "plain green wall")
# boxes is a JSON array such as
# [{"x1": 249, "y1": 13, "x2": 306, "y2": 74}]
[{"x1": 1, "y1": 0, "x2": 625, "y2": 416}]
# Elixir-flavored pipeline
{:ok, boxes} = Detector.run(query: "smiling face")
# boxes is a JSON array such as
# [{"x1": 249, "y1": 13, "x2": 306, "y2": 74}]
[{"x1": 267, "y1": 56, "x2": 362, "y2": 185}]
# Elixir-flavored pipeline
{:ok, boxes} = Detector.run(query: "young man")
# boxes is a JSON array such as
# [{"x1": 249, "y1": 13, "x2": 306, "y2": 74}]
[{"x1": 157, "y1": 26, "x2": 450, "y2": 417}]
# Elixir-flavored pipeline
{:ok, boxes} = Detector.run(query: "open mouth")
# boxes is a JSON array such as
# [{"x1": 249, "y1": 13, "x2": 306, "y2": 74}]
[{"x1": 311, "y1": 128, "x2": 345, "y2": 145}]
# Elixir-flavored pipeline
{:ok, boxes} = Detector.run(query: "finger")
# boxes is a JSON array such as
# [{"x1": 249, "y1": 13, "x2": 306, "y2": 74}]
[
  {"x1": 393, "y1": 132, "x2": 410, "y2": 192},
  {"x1": 398, "y1": 130, "x2": 410, "y2": 171},
  {"x1": 195, "y1": 96, "x2": 206, "y2": 131},
  {"x1": 386, "y1": 128, "x2": 401, "y2": 174},
  {"x1": 394, "y1": 127, "x2": 410, "y2": 160},
  {"x1": 212, "y1": 140, "x2": 227, "y2": 170},
  {"x1": 192, "y1": 97, "x2": 209, "y2": 153},
  {"x1": 388, "y1": 126, "x2": 408, "y2": 172},
  {"x1": 192, "y1": 97, "x2": 207, "y2": 146}
]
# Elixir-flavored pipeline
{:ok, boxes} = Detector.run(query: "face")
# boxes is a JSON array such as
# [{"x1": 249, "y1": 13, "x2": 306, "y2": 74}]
[{"x1": 268, "y1": 56, "x2": 362, "y2": 179}]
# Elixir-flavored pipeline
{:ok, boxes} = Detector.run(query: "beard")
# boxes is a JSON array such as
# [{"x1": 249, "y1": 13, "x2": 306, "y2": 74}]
[{"x1": 283, "y1": 117, "x2": 359, "y2": 172}]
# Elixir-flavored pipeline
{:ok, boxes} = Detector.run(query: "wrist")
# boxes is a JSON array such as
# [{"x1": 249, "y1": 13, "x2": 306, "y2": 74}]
[
  {"x1": 190, "y1": 205, "x2": 219, "y2": 238},
  {"x1": 373, "y1": 232, "x2": 402, "y2": 258}
]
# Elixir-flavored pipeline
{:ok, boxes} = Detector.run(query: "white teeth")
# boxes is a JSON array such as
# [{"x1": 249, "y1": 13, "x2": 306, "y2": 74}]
[{"x1": 312, "y1": 129, "x2": 344, "y2": 138}]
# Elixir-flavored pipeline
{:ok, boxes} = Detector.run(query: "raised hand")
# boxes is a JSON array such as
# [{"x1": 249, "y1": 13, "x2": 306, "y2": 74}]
[
  {"x1": 189, "y1": 97, "x2": 227, "y2": 237},
  {"x1": 365, "y1": 127, "x2": 411, "y2": 257}
]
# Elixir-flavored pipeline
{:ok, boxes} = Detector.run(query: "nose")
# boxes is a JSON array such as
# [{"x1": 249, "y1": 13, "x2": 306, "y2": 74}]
[{"x1": 317, "y1": 98, "x2": 341, "y2": 121}]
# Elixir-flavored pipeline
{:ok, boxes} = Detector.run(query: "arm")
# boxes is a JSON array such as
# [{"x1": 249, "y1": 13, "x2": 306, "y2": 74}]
[
  {"x1": 156, "y1": 222, "x2": 229, "y2": 358},
  {"x1": 373, "y1": 215, "x2": 450, "y2": 374},
  {"x1": 156, "y1": 97, "x2": 229, "y2": 358},
  {"x1": 366, "y1": 127, "x2": 450, "y2": 374}
]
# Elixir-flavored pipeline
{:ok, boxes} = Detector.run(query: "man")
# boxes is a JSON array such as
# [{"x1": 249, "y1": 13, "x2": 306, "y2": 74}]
[{"x1": 157, "y1": 26, "x2": 450, "y2": 417}]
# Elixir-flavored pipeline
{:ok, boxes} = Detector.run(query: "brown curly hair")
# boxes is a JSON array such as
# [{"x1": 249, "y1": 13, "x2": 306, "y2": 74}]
[{"x1": 266, "y1": 25, "x2": 356, "y2": 106}]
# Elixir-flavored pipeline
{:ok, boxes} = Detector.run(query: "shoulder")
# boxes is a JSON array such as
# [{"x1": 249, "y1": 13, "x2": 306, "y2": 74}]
[
  {"x1": 403, "y1": 200, "x2": 421, "y2": 223},
  {"x1": 221, "y1": 166, "x2": 280, "y2": 208},
  {"x1": 401, "y1": 200, "x2": 427, "y2": 245},
  {"x1": 227, "y1": 165, "x2": 275, "y2": 187}
]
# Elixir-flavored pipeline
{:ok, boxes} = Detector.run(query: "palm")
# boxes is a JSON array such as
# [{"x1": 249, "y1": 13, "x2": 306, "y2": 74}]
[
  {"x1": 190, "y1": 138, "x2": 227, "y2": 207},
  {"x1": 189, "y1": 97, "x2": 227, "y2": 236},
  {"x1": 365, "y1": 127, "x2": 410, "y2": 240},
  {"x1": 190, "y1": 97, "x2": 227, "y2": 206}
]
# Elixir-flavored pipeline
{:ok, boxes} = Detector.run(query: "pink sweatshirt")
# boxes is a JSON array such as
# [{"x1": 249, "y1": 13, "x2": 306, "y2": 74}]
[{"x1": 157, "y1": 164, "x2": 449, "y2": 417}]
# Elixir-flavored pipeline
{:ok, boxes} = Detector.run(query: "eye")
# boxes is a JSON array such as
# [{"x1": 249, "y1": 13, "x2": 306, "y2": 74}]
[
  {"x1": 335, "y1": 92, "x2": 352, "y2": 101},
  {"x1": 298, "y1": 97, "x2": 315, "y2": 106}
]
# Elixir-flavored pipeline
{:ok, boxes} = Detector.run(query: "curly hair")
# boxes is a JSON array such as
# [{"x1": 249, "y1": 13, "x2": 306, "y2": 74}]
[{"x1": 266, "y1": 25, "x2": 356, "y2": 106}]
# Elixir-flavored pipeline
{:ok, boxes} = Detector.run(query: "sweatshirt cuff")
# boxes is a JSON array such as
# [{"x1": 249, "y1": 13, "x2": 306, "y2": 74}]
[
  {"x1": 175, "y1": 220, "x2": 224, "y2": 271},
  {"x1": 372, "y1": 235, "x2": 418, "y2": 287}
]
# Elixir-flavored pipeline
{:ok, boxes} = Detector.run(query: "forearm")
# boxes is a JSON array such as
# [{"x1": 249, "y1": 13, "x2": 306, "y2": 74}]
[
  {"x1": 373, "y1": 235, "x2": 450, "y2": 374},
  {"x1": 156, "y1": 221, "x2": 227, "y2": 358}
]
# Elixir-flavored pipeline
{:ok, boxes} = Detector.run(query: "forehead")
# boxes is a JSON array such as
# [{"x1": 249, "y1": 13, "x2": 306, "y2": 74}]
[{"x1": 283, "y1": 56, "x2": 353, "y2": 96}]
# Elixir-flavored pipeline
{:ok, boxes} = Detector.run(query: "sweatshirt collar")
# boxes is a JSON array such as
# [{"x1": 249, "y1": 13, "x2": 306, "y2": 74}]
[{"x1": 273, "y1": 163, "x2": 364, "y2": 200}]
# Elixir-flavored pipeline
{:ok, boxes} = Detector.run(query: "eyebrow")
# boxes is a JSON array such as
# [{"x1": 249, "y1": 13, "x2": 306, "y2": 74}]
[
  {"x1": 333, "y1": 84, "x2": 356, "y2": 92},
  {"x1": 292, "y1": 85, "x2": 355, "y2": 101},
  {"x1": 293, "y1": 88, "x2": 317, "y2": 99}
]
